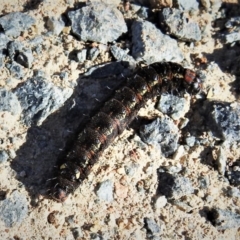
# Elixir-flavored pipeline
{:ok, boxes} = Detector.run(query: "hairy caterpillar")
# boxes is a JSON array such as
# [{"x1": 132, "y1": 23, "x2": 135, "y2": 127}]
[{"x1": 51, "y1": 62, "x2": 202, "y2": 202}]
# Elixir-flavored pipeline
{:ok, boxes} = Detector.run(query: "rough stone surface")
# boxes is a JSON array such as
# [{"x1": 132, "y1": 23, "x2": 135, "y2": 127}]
[
  {"x1": 89, "y1": 0, "x2": 121, "y2": 6},
  {"x1": 0, "y1": 12, "x2": 35, "y2": 38},
  {"x1": 226, "y1": 159, "x2": 240, "y2": 186},
  {"x1": 0, "y1": 89, "x2": 21, "y2": 115},
  {"x1": 131, "y1": 20, "x2": 183, "y2": 64},
  {"x1": 0, "y1": 191, "x2": 28, "y2": 227},
  {"x1": 16, "y1": 48, "x2": 34, "y2": 68},
  {"x1": 209, "y1": 208, "x2": 240, "y2": 230},
  {"x1": 6, "y1": 62, "x2": 24, "y2": 79},
  {"x1": 76, "y1": 49, "x2": 87, "y2": 63},
  {"x1": 96, "y1": 180, "x2": 114, "y2": 202},
  {"x1": 0, "y1": 150, "x2": 8, "y2": 163},
  {"x1": 68, "y1": 3, "x2": 127, "y2": 44},
  {"x1": 46, "y1": 16, "x2": 65, "y2": 36},
  {"x1": 144, "y1": 218, "x2": 160, "y2": 238},
  {"x1": 173, "y1": 0, "x2": 199, "y2": 10},
  {"x1": 159, "y1": 8, "x2": 201, "y2": 42},
  {"x1": 88, "y1": 47, "x2": 99, "y2": 61},
  {"x1": 208, "y1": 102, "x2": 240, "y2": 142},
  {"x1": 139, "y1": 117, "x2": 179, "y2": 157},
  {"x1": 157, "y1": 171, "x2": 194, "y2": 199},
  {"x1": 150, "y1": 0, "x2": 173, "y2": 8},
  {"x1": 157, "y1": 93, "x2": 189, "y2": 120},
  {"x1": 14, "y1": 76, "x2": 73, "y2": 126},
  {"x1": 0, "y1": 33, "x2": 10, "y2": 50}
]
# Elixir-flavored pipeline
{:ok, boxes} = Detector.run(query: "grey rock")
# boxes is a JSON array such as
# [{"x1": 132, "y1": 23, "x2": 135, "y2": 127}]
[
  {"x1": 225, "y1": 16, "x2": 240, "y2": 29},
  {"x1": 124, "y1": 163, "x2": 140, "y2": 176},
  {"x1": 173, "y1": 0, "x2": 199, "y2": 10},
  {"x1": 28, "y1": 36, "x2": 44, "y2": 47},
  {"x1": 96, "y1": 179, "x2": 113, "y2": 202},
  {"x1": 110, "y1": 45, "x2": 136, "y2": 68},
  {"x1": 76, "y1": 49, "x2": 87, "y2": 62},
  {"x1": 139, "y1": 117, "x2": 179, "y2": 157},
  {"x1": 6, "y1": 62, "x2": 24, "y2": 79},
  {"x1": 33, "y1": 69, "x2": 45, "y2": 77},
  {"x1": 216, "y1": 147, "x2": 227, "y2": 175},
  {"x1": 59, "y1": 71, "x2": 69, "y2": 80},
  {"x1": 210, "y1": 208, "x2": 240, "y2": 230},
  {"x1": 137, "y1": 7, "x2": 150, "y2": 19},
  {"x1": 198, "y1": 176, "x2": 210, "y2": 189},
  {"x1": 157, "y1": 171, "x2": 194, "y2": 199},
  {"x1": 144, "y1": 218, "x2": 160, "y2": 238},
  {"x1": 68, "y1": 2, "x2": 127, "y2": 44},
  {"x1": 88, "y1": 47, "x2": 99, "y2": 61},
  {"x1": 8, "y1": 41, "x2": 24, "y2": 60},
  {"x1": 226, "y1": 160, "x2": 240, "y2": 186},
  {"x1": 159, "y1": 8, "x2": 201, "y2": 42},
  {"x1": 46, "y1": 16, "x2": 65, "y2": 35},
  {"x1": 0, "y1": 51, "x2": 5, "y2": 68},
  {"x1": 227, "y1": 187, "x2": 240, "y2": 198},
  {"x1": 0, "y1": 33, "x2": 10, "y2": 50},
  {"x1": 225, "y1": 32, "x2": 240, "y2": 44},
  {"x1": 0, "y1": 89, "x2": 21, "y2": 115},
  {"x1": 14, "y1": 76, "x2": 73, "y2": 126},
  {"x1": 16, "y1": 48, "x2": 34, "y2": 68},
  {"x1": 208, "y1": 102, "x2": 240, "y2": 142},
  {"x1": 89, "y1": 0, "x2": 121, "y2": 7},
  {"x1": 0, "y1": 12, "x2": 35, "y2": 38},
  {"x1": 71, "y1": 227, "x2": 83, "y2": 239},
  {"x1": 131, "y1": 20, "x2": 183, "y2": 64},
  {"x1": 0, "y1": 191, "x2": 28, "y2": 227},
  {"x1": 157, "y1": 93, "x2": 189, "y2": 120},
  {"x1": 185, "y1": 136, "x2": 196, "y2": 147},
  {"x1": 0, "y1": 151, "x2": 8, "y2": 163}
]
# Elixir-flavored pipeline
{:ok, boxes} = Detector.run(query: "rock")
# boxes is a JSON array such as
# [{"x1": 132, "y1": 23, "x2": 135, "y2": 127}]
[
  {"x1": 0, "y1": 150, "x2": 8, "y2": 163},
  {"x1": 150, "y1": 0, "x2": 173, "y2": 8},
  {"x1": 207, "y1": 102, "x2": 240, "y2": 142},
  {"x1": 46, "y1": 16, "x2": 65, "y2": 35},
  {"x1": 0, "y1": 191, "x2": 28, "y2": 227},
  {"x1": 144, "y1": 218, "x2": 160, "y2": 238},
  {"x1": 185, "y1": 136, "x2": 196, "y2": 147},
  {"x1": 96, "y1": 179, "x2": 114, "y2": 202},
  {"x1": 68, "y1": 2, "x2": 127, "y2": 44},
  {"x1": 157, "y1": 171, "x2": 194, "y2": 199},
  {"x1": 157, "y1": 93, "x2": 190, "y2": 120},
  {"x1": 227, "y1": 187, "x2": 240, "y2": 198},
  {"x1": 76, "y1": 49, "x2": 87, "y2": 63},
  {"x1": 71, "y1": 227, "x2": 83, "y2": 239},
  {"x1": 226, "y1": 159, "x2": 240, "y2": 186},
  {"x1": 110, "y1": 45, "x2": 136, "y2": 68},
  {"x1": 200, "y1": 0, "x2": 211, "y2": 9},
  {"x1": 0, "y1": 33, "x2": 10, "y2": 50},
  {"x1": 198, "y1": 176, "x2": 210, "y2": 189},
  {"x1": 28, "y1": 36, "x2": 44, "y2": 47},
  {"x1": 139, "y1": 117, "x2": 179, "y2": 157},
  {"x1": 0, "y1": 12, "x2": 35, "y2": 38},
  {"x1": 137, "y1": 7, "x2": 150, "y2": 19},
  {"x1": 216, "y1": 147, "x2": 227, "y2": 175},
  {"x1": 16, "y1": 48, "x2": 34, "y2": 68},
  {"x1": 59, "y1": 71, "x2": 69, "y2": 80},
  {"x1": 89, "y1": 0, "x2": 121, "y2": 7},
  {"x1": 14, "y1": 76, "x2": 73, "y2": 126},
  {"x1": 8, "y1": 41, "x2": 24, "y2": 60},
  {"x1": 131, "y1": 19, "x2": 183, "y2": 64},
  {"x1": 88, "y1": 47, "x2": 100, "y2": 61},
  {"x1": 155, "y1": 195, "x2": 167, "y2": 208},
  {"x1": 225, "y1": 32, "x2": 240, "y2": 44},
  {"x1": 209, "y1": 208, "x2": 240, "y2": 230},
  {"x1": 0, "y1": 89, "x2": 21, "y2": 115},
  {"x1": 6, "y1": 62, "x2": 24, "y2": 79},
  {"x1": 0, "y1": 52, "x2": 5, "y2": 68},
  {"x1": 173, "y1": 0, "x2": 199, "y2": 11},
  {"x1": 159, "y1": 8, "x2": 201, "y2": 42},
  {"x1": 124, "y1": 163, "x2": 139, "y2": 176}
]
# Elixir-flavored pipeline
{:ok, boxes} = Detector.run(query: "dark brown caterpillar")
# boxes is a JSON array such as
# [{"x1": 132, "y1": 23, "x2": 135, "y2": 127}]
[{"x1": 51, "y1": 62, "x2": 202, "y2": 202}]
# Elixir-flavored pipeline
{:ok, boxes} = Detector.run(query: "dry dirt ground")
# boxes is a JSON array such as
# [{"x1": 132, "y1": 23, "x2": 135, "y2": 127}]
[{"x1": 0, "y1": 0, "x2": 240, "y2": 239}]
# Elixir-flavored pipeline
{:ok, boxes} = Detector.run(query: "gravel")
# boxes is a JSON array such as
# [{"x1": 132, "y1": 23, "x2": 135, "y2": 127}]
[{"x1": 95, "y1": 179, "x2": 114, "y2": 202}]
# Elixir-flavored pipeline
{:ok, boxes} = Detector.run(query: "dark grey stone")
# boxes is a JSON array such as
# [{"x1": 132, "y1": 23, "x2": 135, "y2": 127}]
[
  {"x1": 137, "y1": 7, "x2": 149, "y2": 19},
  {"x1": 226, "y1": 160, "x2": 240, "y2": 186},
  {"x1": 139, "y1": 117, "x2": 179, "y2": 157},
  {"x1": 110, "y1": 45, "x2": 136, "y2": 68},
  {"x1": 0, "y1": 12, "x2": 36, "y2": 38},
  {"x1": 207, "y1": 102, "x2": 240, "y2": 142},
  {"x1": 0, "y1": 191, "x2": 28, "y2": 227},
  {"x1": 144, "y1": 218, "x2": 160, "y2": 238},
  {"x1": 157, "y1": 94, "x2": 188, "y2": 120},
  {"x1": 8, "y1": 41, "x2": 24, "y2": 60},
  {"x1": 95, "y1": 180, "x2": 113, "y2": 202},
  {"x1": 159, "y1": 8, "x2": 201, "y2": 42},
  {"x1": 0, "y1": 89, "x2": 21, "y2": 115},
  {"x1": 88, "y1": 47, "x2": 100, "y2": 61},
  {"x1": 157, "y1": 171, "x2": 194, "y2": 199},
  {"x1": 0, "y1": 33, "x2": 10, "y2": 50},
  {"x1": 14, "y1": 76, "x2": 72, "y2": 126},
  {"x1": 209, "y1": 208, "x2": 240, "y2": 230},
  {"x1": 46, "y1": 16, "x2": 65, "y2": 35},
  {"x1": 0, "y1": 51, "x2": 5, "y2": 68},
  {"x1": 76, "y1": 49, "x2": 87, "y2": 63},
  {"x1": 0, "y1": 151, "x2": 8, "y2": 163},
  {"x1": 6, "y1": 62, "x2": 24, "y2": 79},
  {"x1": 16, "y1": 48, "x2": 34, "y2": 68},
  {"x1": 173, "y1": 0, "x2": 199, "y2": 10},
  {"x1": 68, "y1": 2, "x2": 127, "y2": 44},
  {"x1": 131, "y1": 19, "x2": 183, "y2": 64}
]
